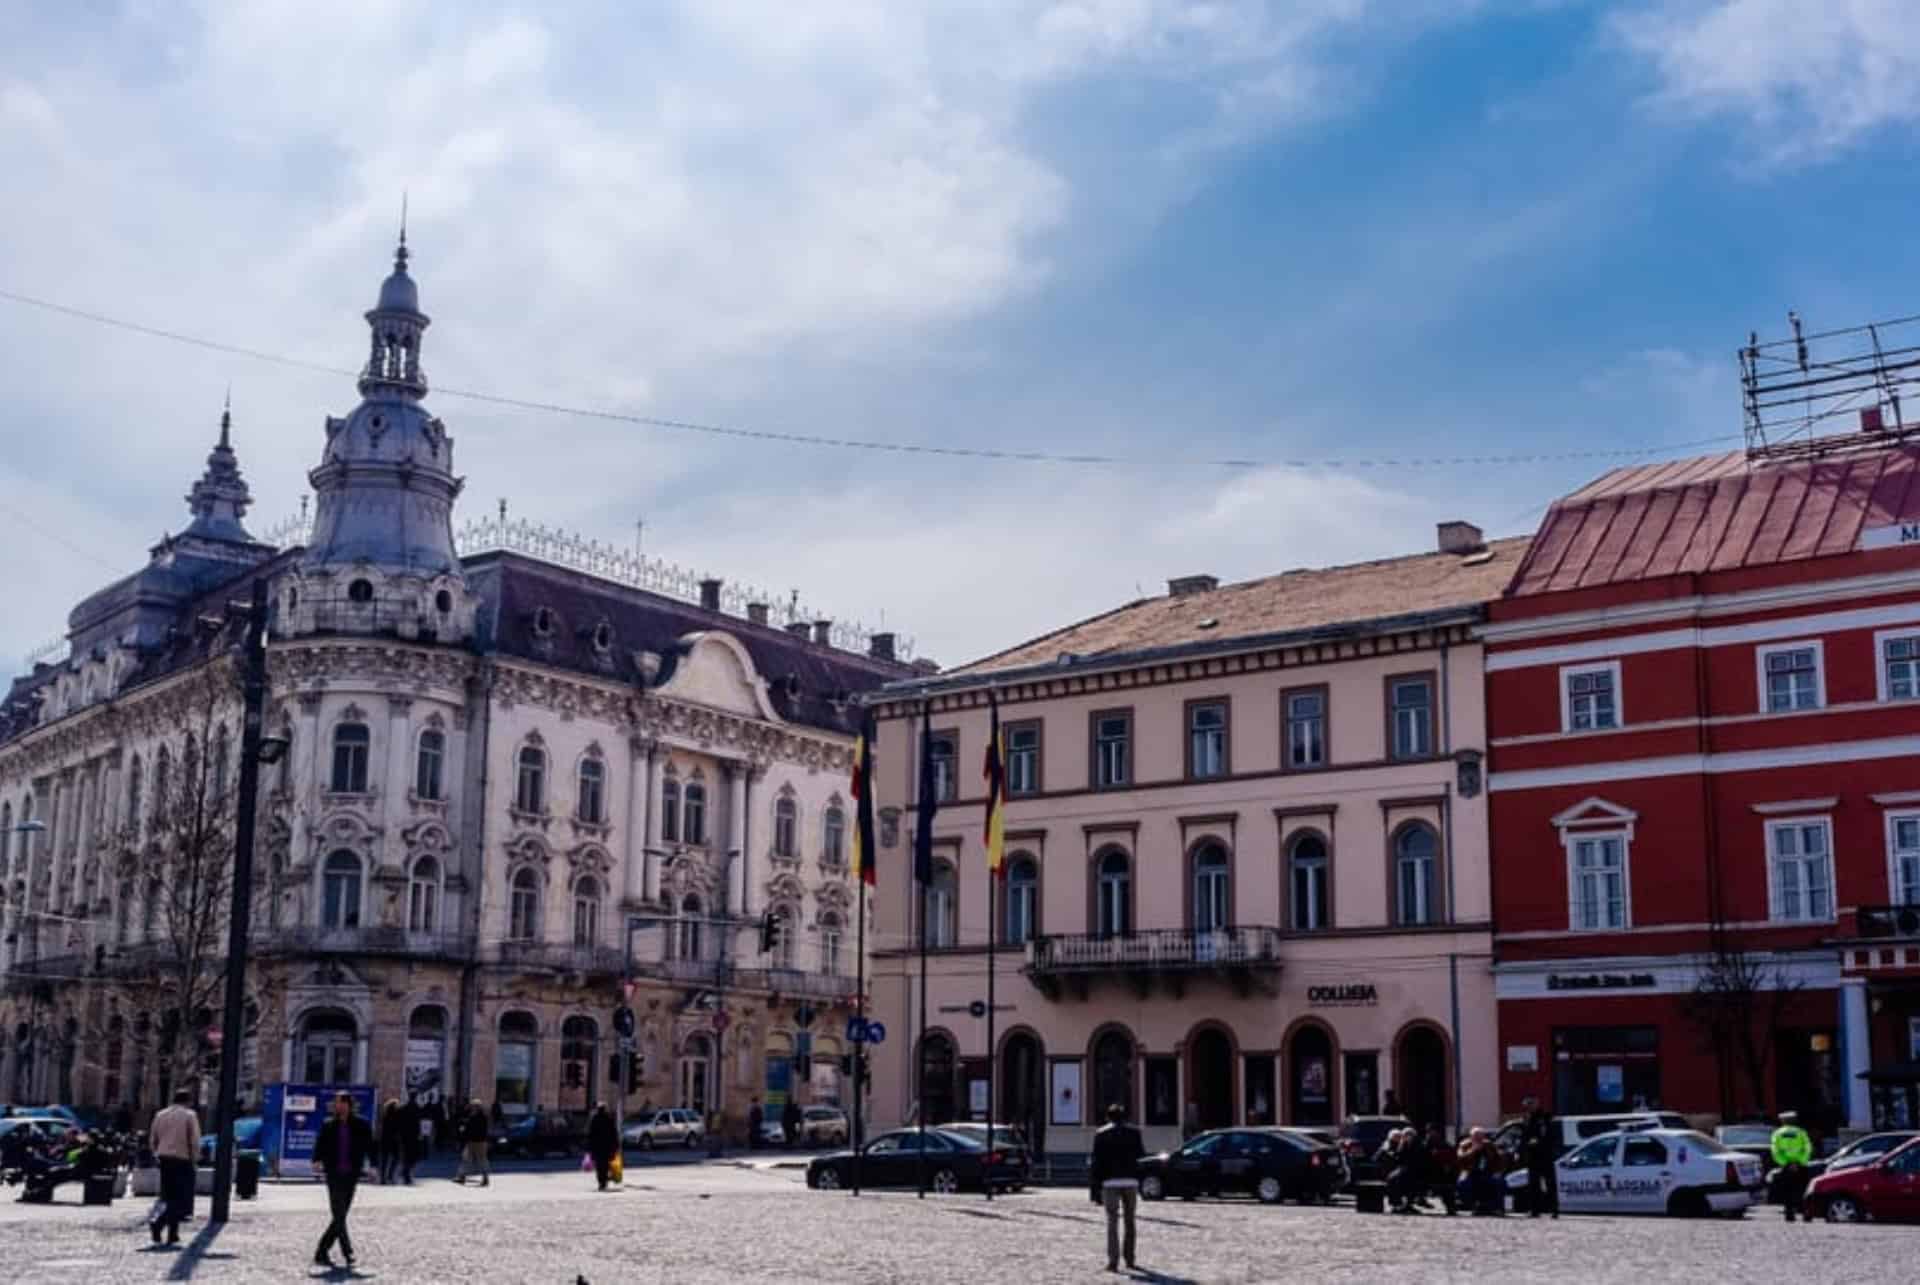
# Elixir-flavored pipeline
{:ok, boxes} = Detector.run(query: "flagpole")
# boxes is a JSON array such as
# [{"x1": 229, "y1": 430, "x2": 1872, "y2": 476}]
[
  {"x1": 916, "y1": 700, "x2": 931, "y2": 1199},
  {"x1": 985, "y1": 861, "x2": 996, "y2": 1203},
  {"x1": 852, "y1": 871, "x2": 866, "y2": 1198}
]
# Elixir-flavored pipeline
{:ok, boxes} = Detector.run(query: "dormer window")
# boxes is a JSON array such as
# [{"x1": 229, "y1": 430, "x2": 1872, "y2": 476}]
[
  {"x1": 435, "y1": 589, "x2": 453, "y2": 614},
  {"x1": 348, "y1": 579, "x2": 374, "y2": 604},
  {"x1": 592, "y1": 621, "x2": 614, "y2": 653},
  {"x1": 532, "y1": 607, "x2": 555, "y2": 638}
]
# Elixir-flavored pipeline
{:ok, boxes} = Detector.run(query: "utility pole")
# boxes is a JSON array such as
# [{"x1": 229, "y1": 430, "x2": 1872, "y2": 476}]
[{"x1": 210, "y1": 579, "x2": 269, "y2": 1224}]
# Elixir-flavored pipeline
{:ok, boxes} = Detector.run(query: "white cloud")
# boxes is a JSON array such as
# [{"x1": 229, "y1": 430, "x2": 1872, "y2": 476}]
[
  {"x1": 0, "y1": 1, "x2": 1496, "y2": 674},
  {"x1": 1614, "y1": 1, "x2": 1920, "y2": 161}
]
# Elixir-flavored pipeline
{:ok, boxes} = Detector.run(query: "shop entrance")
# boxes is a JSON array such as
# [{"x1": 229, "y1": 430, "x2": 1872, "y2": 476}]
[
  {"x1": 1001, "y1": 1033, "x2": 1046, "y2": 1148},
  {"x1": 1344, "y1": 1051, "x2": 1379, "y2": 1116},
  {"x1": 1397, "y1": 1025, "x2": 1449, "y2": 1129},
  {"x1": 919, "y1": 1032, "x2": 957, "y2": 1125},
  {"x1": 1776, "y1": 1029, "x2": 1842, "y2": 1132},
  {"x1": 1189, "y1": 1028, "x2": 1234, "y2": 1131},
  {"x1": 1288, "y1": 1024, "x2": 1335, "y2": 1126}
]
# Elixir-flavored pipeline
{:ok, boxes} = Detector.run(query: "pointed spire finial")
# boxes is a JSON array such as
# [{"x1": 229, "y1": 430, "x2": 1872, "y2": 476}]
[
  {"x1": 220, "y1": 386, "x2": 232, "y2": 448},
  {"x1": 395, "y1": 192, "x2": 410, "y2": 272}
]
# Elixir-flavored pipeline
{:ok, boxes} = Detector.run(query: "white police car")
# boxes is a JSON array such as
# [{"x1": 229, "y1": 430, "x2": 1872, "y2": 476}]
[{"x1": 1550, "y1": 1128, "x2": 1764, "y2": 1217}]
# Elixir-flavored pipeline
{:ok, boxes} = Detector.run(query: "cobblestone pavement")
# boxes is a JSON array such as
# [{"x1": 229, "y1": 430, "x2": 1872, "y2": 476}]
[{"x1": 1, "y1": 1165, "x2": 1912, "y2": 1284}]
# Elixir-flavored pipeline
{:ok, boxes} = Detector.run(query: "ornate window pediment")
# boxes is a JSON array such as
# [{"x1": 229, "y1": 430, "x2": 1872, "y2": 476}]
[
  {"x1": 401, "y1": 819, "x2": 454, "y2": 856},
  {"x1": 505, "y1": 832, "x2": 551, "y2": 870},
  {"x1": 567, "y1": 843, "x2": 613, "y2": 877}
]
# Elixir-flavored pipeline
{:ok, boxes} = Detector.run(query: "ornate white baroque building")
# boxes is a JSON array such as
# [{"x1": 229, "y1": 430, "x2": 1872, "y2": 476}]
[{"x1": 0, "y1": 237, "x2": 913, "y2": 1128}]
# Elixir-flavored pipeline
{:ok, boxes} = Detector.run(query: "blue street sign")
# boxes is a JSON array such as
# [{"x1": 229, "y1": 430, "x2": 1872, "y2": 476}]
[
  {"x1": 845, "y1": 1016, "x2": 865, "y2": 1044},
  {"x1": 865, "y1": 1021, "x2": 886, "y2": 1046}
]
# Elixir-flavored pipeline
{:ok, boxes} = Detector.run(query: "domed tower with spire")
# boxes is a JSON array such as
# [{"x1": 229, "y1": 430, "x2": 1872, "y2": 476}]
[{"x1": 279, "y1": 231, "x2": 478, "y2": 643}]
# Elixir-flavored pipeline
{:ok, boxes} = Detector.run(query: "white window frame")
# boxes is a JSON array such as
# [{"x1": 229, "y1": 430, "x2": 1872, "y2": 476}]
[
  {"x1": 1755, "y1": 640, "x2": 1826, "y2": 713},
  {"x1": 1875, "y1": 628, "x2": 1920, "y2": 703},
  {"x1": 1562, "y1": 829, "x2": 1631, "y2": 932},
  {"x1": 1765, "y1": 815, "x2": 1836, "y2": 924},
  {"x1": 1888, "y1": 811, "x2": 1920, "y2": 907},
  {"x1": 1559, "y1": 660, "x2": 1623, "y2": 733}
]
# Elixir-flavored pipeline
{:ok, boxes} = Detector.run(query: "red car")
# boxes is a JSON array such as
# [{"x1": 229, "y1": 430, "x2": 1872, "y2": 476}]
[{"x1": 1806, "y1": 1136, "x2": 1920, "y2": 1223}]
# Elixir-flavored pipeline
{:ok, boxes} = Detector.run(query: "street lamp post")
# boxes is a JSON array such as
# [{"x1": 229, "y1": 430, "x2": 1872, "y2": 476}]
[{"x1": 209, "y1": 580, "x2": 278, "y2": 1224}]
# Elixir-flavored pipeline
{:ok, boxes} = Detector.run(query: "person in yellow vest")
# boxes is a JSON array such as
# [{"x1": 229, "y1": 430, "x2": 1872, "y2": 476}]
[{"x1": 1769, "y1": 1111, "x2": 1813, "y2": 1222}]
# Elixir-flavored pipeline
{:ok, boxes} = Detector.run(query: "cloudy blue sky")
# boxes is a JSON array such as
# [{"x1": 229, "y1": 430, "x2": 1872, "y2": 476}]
[{"x1": 3, "y1": 1, "x2": 1918, "y2": 670}]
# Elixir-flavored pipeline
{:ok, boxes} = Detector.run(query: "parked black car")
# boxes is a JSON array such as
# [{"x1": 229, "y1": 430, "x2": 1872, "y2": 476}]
[
  {"x1": 1138, "y1": 1127, "x2": 1344, "y2": 1205},
  {"x1": 491, "y1": 1112, "x2": 585, "y2": 1159},
  {"x1": 805, "y1": 1128, "x2": 1024, "y2": 1195},
  {"x1": 936, "y1": 1123, "x2": 1033, "y2": 1187},
  {"x1": 1337, "y1": 1115, "x2": 1412, "y2": 1185}
]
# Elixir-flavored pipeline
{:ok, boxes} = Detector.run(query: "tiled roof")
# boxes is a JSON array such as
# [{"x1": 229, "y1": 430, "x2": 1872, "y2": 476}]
[
  {"x1": 1506, "y1": 442, "x2": 1920, "y2": 598},
  {"x1": 957, "y1": 536, "x2": 1532, "y2": 676},
  {"x1": 469, "y1": 553, "x2": 913, "y2": 735}
]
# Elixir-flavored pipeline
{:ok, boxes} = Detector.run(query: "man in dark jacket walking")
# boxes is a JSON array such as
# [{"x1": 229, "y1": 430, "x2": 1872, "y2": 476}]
[
  {"x1": 1089, "y1": 1104, "x2": 1146, "y2": 1273},
  {"x1": 455, "y1": 1100, "x2": 490, "y2": 1186},
  {"x1": 1520, "y1": 1097, "x2": 1558, "y2": 1218},
  {"x1": 313, "y1": 1092, "x2": 374, "y2": 1270},
  {"x1": 588, "y1": 1103, "x2": 619, "y2": 1191},
  {"x1": 782, "y1": 1099, "x2": 802, "y2": 1149}
]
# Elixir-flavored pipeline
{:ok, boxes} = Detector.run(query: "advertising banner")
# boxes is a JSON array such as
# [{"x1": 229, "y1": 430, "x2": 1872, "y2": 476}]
[
  {"x1": 261, "y1": 1082, "x2": 377, "y2": 1177},
  {"x1": 404, "y1": 1039, "x2": 446, "y2": 1108}
]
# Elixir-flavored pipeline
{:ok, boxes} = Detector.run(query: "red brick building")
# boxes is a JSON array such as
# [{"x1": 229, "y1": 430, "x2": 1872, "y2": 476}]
[{"x1": 1486, "y1": 440, "x2": 1920, "y2": 1131}]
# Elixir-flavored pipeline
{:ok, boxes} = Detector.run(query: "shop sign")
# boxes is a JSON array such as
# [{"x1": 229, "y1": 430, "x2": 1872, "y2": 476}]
[
  {"x1": 1860, "y1": 522, "x2": 1920, "y2": 551},
  {"x1": 1506, "y1": 1045, "x2": 1540, "y2": 1072},
  {"x1": 1307, "y1": 983, "x2": 1377, "y2": 1006},
  {"x1": 1545, "y1": 972, "x2": 1656, "y2": 991}
]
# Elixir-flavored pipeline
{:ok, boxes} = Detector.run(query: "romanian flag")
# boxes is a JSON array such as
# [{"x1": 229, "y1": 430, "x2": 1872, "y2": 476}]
[
  {"x1": 982, "y1": 691, "x2": 1006, "y2": 878},
  {"x1": 851, "y1": 707, "x2": 878, "y2": 888}
]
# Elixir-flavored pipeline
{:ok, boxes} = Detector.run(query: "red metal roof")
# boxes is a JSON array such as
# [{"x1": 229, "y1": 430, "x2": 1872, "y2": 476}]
[{"x1": 1507, "y1": 442, "x2": 1920, "y2": 597}]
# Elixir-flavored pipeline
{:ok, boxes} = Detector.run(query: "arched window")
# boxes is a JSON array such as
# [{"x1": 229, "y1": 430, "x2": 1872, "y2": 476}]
[
  {"x1": 143, "y1": 878, "x2": 162, "y2": 938},
  {"x1": 819, "y1": 911, "x2": 844, "y2": 976},
  {"x1": 515, "y1": 745, "x2": 547, "y2": 814},
  {"x1": 509, "y1": 868, "x2": 541, "y2": 941},
  {"x1": 322, "y1": 851, "x2": 362, "y2": 930},
  {"x1": 1004, "y1": 855, "x2": 1038, "y2": 946},
  {"x1": 1395, "y1": 824, "x2": 1440, "y2": 926},
  {"x1": 1095, "y1": 849, "x2": 1131, "y2": 938},
  {"x1": 822, "y1": 804, "x2": 846, "y2": 868},
  {"x1": 1192, "y1": 842, "x2": 1230, "y2": 933},
  {"x1": 298, "y1": 1009, "x2": 359, "y2": 1085},
  {"x1": 577, "y1": 757, "x2": 606, "y2": 825},
  {"x1": 153, "y1": 747, "x2": 171, "y2": 816},
  {"x1": 927, "y1": 860, "x2": 957, "y2": 948},
  {"x1": 330, "y1": 723, "x2": 369, "y2": 793},
  {"x1": 1288, "y1": 833, "x2": 1330, "y2": 932},
  {"x1": 573, "y1": 876, "x2": 602, "y2": 947},
  {"x1": 660, "y1": 776, "x2": 681, "y2": 842},
  {"x1": 773, "y1": 795, "x2": 798, "y2": 858},
  {"x1": 212, "y1": 725, "x2": 231, "y2": 800},
  {"x1": 125, "y1": 757, "x2": 143, "y2": 832},
  {"x1": 115, "y1": 877, "x2": 133, "y2": 946},
  {"x1": 0, "y1": 802, "x2": 10, "y2": 869},
  {"x1": 678, "y1": 894, "x2": 704, "y2": 960},
  {"x1": 683, "y1": 781, "x2": 707, "y2": 846},
  {"x1": 408, "y1": 856, "x2": 441, "y2": 934},
  {"x1": 415, "y1": 729, "x2": 446, "y2": 801},
  {"x1": 768, "y1": 902, "x2": 798, "y2": 960}
]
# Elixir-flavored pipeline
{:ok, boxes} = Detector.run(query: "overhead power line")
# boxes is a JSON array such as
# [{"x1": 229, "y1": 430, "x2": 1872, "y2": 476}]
[{"x1": 0, "y1": 284, "x2": 1743, "y2": 471}]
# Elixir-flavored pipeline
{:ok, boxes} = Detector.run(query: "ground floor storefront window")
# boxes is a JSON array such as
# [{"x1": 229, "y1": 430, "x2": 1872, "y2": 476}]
[{"x1": 1552, "y1": 1025, "x2": 1660, "y2": 1115}]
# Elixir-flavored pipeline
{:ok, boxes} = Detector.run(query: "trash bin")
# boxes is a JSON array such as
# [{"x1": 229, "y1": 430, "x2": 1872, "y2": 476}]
[
  {"x1": 235, "y1": 1150, "x2": 261, "y2": 1200},
  {"x1": 83, "y1": 1172, "x2": 117, "y2": 1206}
]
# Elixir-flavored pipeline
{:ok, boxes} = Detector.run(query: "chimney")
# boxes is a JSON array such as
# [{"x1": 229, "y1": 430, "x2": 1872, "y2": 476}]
[
  {"x1": 868, "y1": 632, "x2": 897, "y2": 662},
  {"x1": 1168, "y1": 575, "x2": 1218, "y2": 597},
  {"x1": 698, "y1": 578, "x2": 723, "y2": 612},
  {"x1": 785, "y1": 621, "x2": 810, "y2": 639},
  {"x1": 746, "y1": 602, "x2": 769, "y2": 627},
  {"x1": 812, "y1": 619, "x2": 833, "y2": 647},
  {"x1": 1436, "y1": 521, "x2": 1485, "y2": 555}
]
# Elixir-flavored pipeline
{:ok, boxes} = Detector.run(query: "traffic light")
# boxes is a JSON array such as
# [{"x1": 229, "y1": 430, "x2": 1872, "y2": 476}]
[
  {"x1": 628, "y1": 1052, "x2": 645, "y2": 1086},
  {"x1": 608, "y1": 1054, "x2": 623, "y2": 1086},
  {"x1": 759, "y1": 910, "x2": 782, "y2": 956}
]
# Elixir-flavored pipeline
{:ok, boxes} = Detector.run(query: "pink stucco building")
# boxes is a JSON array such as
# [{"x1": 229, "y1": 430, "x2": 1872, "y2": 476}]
[{"x1": 864, "y1": 523, "x2": 1524, "y2": 1157}]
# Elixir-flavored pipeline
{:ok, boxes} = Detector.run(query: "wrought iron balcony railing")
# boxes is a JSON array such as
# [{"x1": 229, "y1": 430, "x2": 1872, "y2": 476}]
[
  {"x1": 1026, "y1": 926, "x2": 1284, "y2": 1000},
  {"x1": 491, "y1": 940, "x2": 627, "y2": 975},
  {"x1": 733, "y1": 965, "x2": 859, "y2": 1004},
  {"x1": 257, "y1": 925, "x2": 476, "y2": 960}
]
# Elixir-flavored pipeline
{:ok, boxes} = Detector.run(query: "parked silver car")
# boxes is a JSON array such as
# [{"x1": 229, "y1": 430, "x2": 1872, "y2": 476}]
[{"x1": 622, "y1": 1108, "x2": 704, "y2": 1150}]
